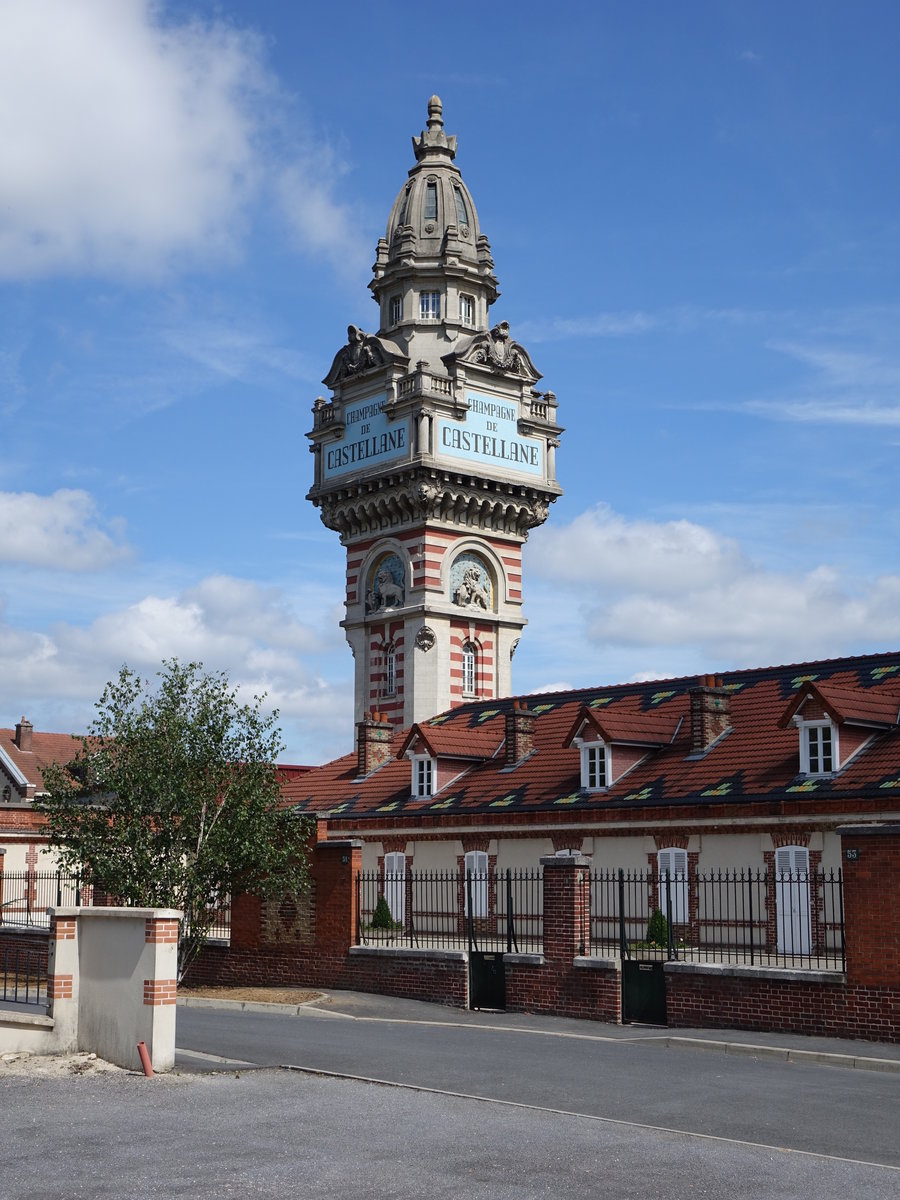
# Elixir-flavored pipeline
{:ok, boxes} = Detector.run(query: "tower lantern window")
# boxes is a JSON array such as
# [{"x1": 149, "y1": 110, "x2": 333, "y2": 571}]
[{"x1": 424, "y1": 182, "x2": 438, "y2": 222}]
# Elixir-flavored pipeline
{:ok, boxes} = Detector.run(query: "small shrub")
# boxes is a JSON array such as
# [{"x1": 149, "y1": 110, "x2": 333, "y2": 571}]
[
  {"x1": 646, "y1": 907, "x2": 668, "y2": 947},
  {"x1": 370, "y1": 894, "x2": 395, "y2": 929}
]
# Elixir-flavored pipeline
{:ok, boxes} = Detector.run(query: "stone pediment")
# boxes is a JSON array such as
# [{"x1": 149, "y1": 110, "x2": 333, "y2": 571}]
[
  {"x1": 445, "y1": 321, "x2": 541, "y2": 383},
  {"x1": 323, "y1": 325, "x2": 407, "y2": 388}
]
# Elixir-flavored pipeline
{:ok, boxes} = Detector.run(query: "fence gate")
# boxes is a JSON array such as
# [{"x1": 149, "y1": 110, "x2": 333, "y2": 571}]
[
  {"x1": 619, "y1": 868, "x2": 668, "y2": 1025},
  {"x1": 466, "y1": 871, "x2": 506, "y2": 1010}
]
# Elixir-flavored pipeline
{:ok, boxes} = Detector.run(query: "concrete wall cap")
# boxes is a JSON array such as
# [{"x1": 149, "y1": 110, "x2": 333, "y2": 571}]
[
  {"x1": 837, "y1": 823, "x2": 900, "y2": 837},
  {"x1": 574, "y1": 956, "x2": 618, "y2": 971},
  {"x1": 504, "y1": 953, "x2": 544, "y2": 966},
  {"x1": 349, "y1": 945, "x2": 466, "y2": 963},
  {"x1": 663, "y1": 960, "x2": 846, "y2": 985},
  {"x1": 51, "y1": 907, "x2": 183, "y2": 920}
]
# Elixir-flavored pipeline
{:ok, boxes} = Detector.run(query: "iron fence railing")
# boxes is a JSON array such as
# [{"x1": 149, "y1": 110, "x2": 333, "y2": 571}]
[
  {"x1": 586, "y1": 867, "x2": 845, "y2": 970},
  {"x1": 0, "y1": 942, "x2": 48, "y2": 1008},
  {"x1": 0, "y1": 871, "x2": 230, "y2": 943},
  {"x1": 0, "y1": 870, "x2": 84, "y2": 929},
  {"x1": 357, "y1": 868, "x2": 543, "y2": 952}
]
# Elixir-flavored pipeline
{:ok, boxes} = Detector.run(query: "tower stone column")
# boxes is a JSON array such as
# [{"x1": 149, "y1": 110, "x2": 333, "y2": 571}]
[{"x1": 307, "y1": 98, "x2": 564, "y2": 728}]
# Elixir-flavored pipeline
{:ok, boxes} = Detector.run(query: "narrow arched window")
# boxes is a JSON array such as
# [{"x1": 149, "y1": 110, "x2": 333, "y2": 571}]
[
  {"x1": 424, "y1": 182, "x2": 438, "y2": 222},
  {"x1": 462, "y1": 643, "x2": 476, "y2": 696},
  {"x1": 454, "y1": 186, "x2": 468, "y2": 226}
]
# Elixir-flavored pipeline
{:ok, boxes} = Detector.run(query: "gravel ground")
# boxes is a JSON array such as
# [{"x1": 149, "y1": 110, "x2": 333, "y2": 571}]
[{"x1": 178, "y1": 986, "x2": 322, "y2": 1006}]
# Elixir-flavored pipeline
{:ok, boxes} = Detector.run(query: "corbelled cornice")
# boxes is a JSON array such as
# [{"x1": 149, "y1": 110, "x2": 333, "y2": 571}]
[{"x1": 311, "y1": 470, "x2": 555, "y2": 541}]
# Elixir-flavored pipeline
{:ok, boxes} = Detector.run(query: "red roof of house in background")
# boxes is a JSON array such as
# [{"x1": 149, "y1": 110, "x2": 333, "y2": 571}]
[
  {"x1": 279, "y1": 651, "x2": 900, "y2": 828},
  {"x1": 0, "y1": 726, "x2": 81, "y2": 795}
]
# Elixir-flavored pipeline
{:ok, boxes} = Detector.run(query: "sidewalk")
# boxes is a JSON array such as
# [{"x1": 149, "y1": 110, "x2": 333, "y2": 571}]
[{"x1": 177, "y1": 987, "x2": 900, "y2": 1074}]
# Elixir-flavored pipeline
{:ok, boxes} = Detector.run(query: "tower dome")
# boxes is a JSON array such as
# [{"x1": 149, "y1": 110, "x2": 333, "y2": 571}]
[{"x1": 371, "y1": 96, "x2": 499, "y2": 354}]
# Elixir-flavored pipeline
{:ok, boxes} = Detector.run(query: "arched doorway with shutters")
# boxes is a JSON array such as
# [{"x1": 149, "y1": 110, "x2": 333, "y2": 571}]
[
  {"x1": 384, "y1": 851, "x2": 406, "y2": 924},
  {"x1": 775, "y1": 845, "x2": 811, "y2": 956}
]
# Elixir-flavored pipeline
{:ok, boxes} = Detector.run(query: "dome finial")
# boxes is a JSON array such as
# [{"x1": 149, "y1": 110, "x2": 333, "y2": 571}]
[
  {"x1": 426, "y1": 94, "x2": 444, "y2": 130},
  {"x1": 412, "y1": 94, "x2": 456, "y2": 162}
]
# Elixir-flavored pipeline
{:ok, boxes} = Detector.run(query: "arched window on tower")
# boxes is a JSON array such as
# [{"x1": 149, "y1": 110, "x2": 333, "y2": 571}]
[
  {"x1": 462, "y1": 642, "x2": 477, "y2": 697},
  {"x1": 424, "y1": 182, "x2": 438, "y2": 222},
  {"x1": 453, "y1": 186, "x2": 468, "y2": 227},
  {"x1": 385, "y1": 644, "x2": 396, "y2": 697}
]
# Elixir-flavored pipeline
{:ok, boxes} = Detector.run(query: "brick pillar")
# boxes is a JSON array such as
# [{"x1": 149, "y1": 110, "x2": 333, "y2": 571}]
[
  {"x1": 839, "y1": 824, "x2": 900, "y2": 987},
  {"x1": 540, "y1": 855, "x2": 591, "y2": 963},
  {"x1": 0, "y1": 848, "x2": 5, "y2": 923},
  {"x1": 47, "y1": 912, "x2": 79, "y2": 1052},
  {"x1": 313, "y1": 840, "x2": 363, "y2": 956}
]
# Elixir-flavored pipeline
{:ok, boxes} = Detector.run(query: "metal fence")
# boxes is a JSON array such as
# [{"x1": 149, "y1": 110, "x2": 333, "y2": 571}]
[
  {"x1": 357, "y1": 868, "x2": 543, "y2": 952},
  {"x1": 0, "y1": 871, "x2": 84, "y2": 929},
  {"x1": 0, "y1": 871, "x2": 230, "y2": 945},
  {"x1": 1, "y1": 942, "x2": 47, "y2": 1008},
  {"x1": 587, "y1": 868, "x2": 845, "y2": 970}
]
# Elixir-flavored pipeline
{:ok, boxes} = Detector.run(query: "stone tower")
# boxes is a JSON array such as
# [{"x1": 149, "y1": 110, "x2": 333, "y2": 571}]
[{"x1": 307, "y1": 96, "x2": 563, "y2": 729}]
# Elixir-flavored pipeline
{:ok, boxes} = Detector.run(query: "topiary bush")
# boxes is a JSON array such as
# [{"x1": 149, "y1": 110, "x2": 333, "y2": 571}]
[
  {"x1": 370, "y1": 894, "x2": 395, "y2": 929},
  {"x1": 646, "y1": 907, "x2": 669, "y2": 947}
]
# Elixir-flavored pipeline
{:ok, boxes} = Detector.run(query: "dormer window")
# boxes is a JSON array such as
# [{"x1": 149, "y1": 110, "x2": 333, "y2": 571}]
[
  {"x1": 581, "y1": 742, "x2": 608, "y2": 792},
  {"x1": 800, "y1": 721, "x2": 837, "y2": 775},
  {"x1": 412, "y1": 755, "x2": 434, "y2": 798},
  {"x1": 420, "y1": 291, "x2": 441, "y2": 320}
]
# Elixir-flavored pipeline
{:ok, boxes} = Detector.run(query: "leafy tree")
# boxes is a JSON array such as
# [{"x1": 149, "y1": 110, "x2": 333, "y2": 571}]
[{"x1": 40, "y1": 660, "x2": 311, "y2": 980}]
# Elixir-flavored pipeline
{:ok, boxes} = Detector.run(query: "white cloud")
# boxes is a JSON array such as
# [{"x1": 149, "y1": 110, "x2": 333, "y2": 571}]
[
  {"x1": 0, "y1": 572, "x2": 354, "y2": 762},
  {"x1": 278, "y1": 153, "x2": 372, "y2": 284},
  {"x1": 0, "y1": 0, "x2": 371, "y2": 283},
  {"x1": 0, "y1": 0, "x2": 268, "y2": 279},
  {"x1": 0, "y1": 489, "x2": 130, "y2": 570},
  {"x1": 530, "y1": 504, "x2": 746, "y2": 594},
  {"x1": 528, "y1": 505, "x2": 900, "y2": 671}
]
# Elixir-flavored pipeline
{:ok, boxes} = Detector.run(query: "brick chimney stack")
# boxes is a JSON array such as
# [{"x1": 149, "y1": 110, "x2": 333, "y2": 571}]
[
  {"x1": 356, "y1": 711, "x2": 394, "y2": 777},
  {"x1": 689, "y1": 677, "x2": 731, "y2": 753},
  {"x1": 14, "y1": 717, "x2": 33, "y2": 752},
  {"x1": 505, "y1": 700, "x2": 535, "y2": 766}
]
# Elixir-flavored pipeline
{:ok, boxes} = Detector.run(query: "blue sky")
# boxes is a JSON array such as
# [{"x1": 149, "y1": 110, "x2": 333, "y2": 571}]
[{"x1": 2, "y1": 0, "x2": 899, "y2": 762}]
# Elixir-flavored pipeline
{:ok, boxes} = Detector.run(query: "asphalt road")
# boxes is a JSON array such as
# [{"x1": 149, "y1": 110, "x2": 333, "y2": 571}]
[
  {"x1": 174, "y1": 996, "x2": 900, "y2": 1171},
  {"x1": 3, "y1": 998, "x2": 897, "y2": 1199}
]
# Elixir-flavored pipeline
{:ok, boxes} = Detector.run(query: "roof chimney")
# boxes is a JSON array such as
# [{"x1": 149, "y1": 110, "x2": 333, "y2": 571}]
[
  {"x1": 689, "y1": 677, "x2": 731, "y2": 753},
  {"x1": 356, "y1": 711, "x2": 394, "y2": 777},
  {"x1": 14, "y1": 717, "x2": 33, "y2": 753},
  {"x1": 505, "y1": 700, "x2": 535, "y2": 766}
]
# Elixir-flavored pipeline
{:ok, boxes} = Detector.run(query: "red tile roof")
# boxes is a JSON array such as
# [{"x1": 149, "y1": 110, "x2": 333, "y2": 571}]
[
  {"x1": 778, "y1": 682, "x2": 900, "y2": 729},
  {"x1": 280, "y1": 651, "x2": 900, "y2": 827},
  {"x1": 399, "y1": 721, "x2": 504, "y2": 761},
  {"x1": 563, "y1": 705, "x2": 682, "y2": 748},
  {"x1": 0, "y1": 727, "x2": 81, "y2": 795}
]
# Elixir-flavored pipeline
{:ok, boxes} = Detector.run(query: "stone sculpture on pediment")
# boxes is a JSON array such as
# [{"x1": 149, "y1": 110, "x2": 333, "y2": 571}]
[
  {"x1": 324, "y1": 326, "x2": 404, "y2": 387},
  {"x1": 452, "y1": 321, "x2": 540, "y2": 381}
]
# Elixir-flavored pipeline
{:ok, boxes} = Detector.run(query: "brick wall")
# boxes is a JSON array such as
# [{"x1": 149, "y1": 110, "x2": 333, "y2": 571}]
[{"x1": 666, "y1": 968, "x2": 899, "y2": 1043}]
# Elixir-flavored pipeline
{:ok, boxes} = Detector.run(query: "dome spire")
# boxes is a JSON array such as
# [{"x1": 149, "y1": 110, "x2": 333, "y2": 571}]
[{"x1": 412, "y1": 93, "x2": 457, "y2": 162}]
